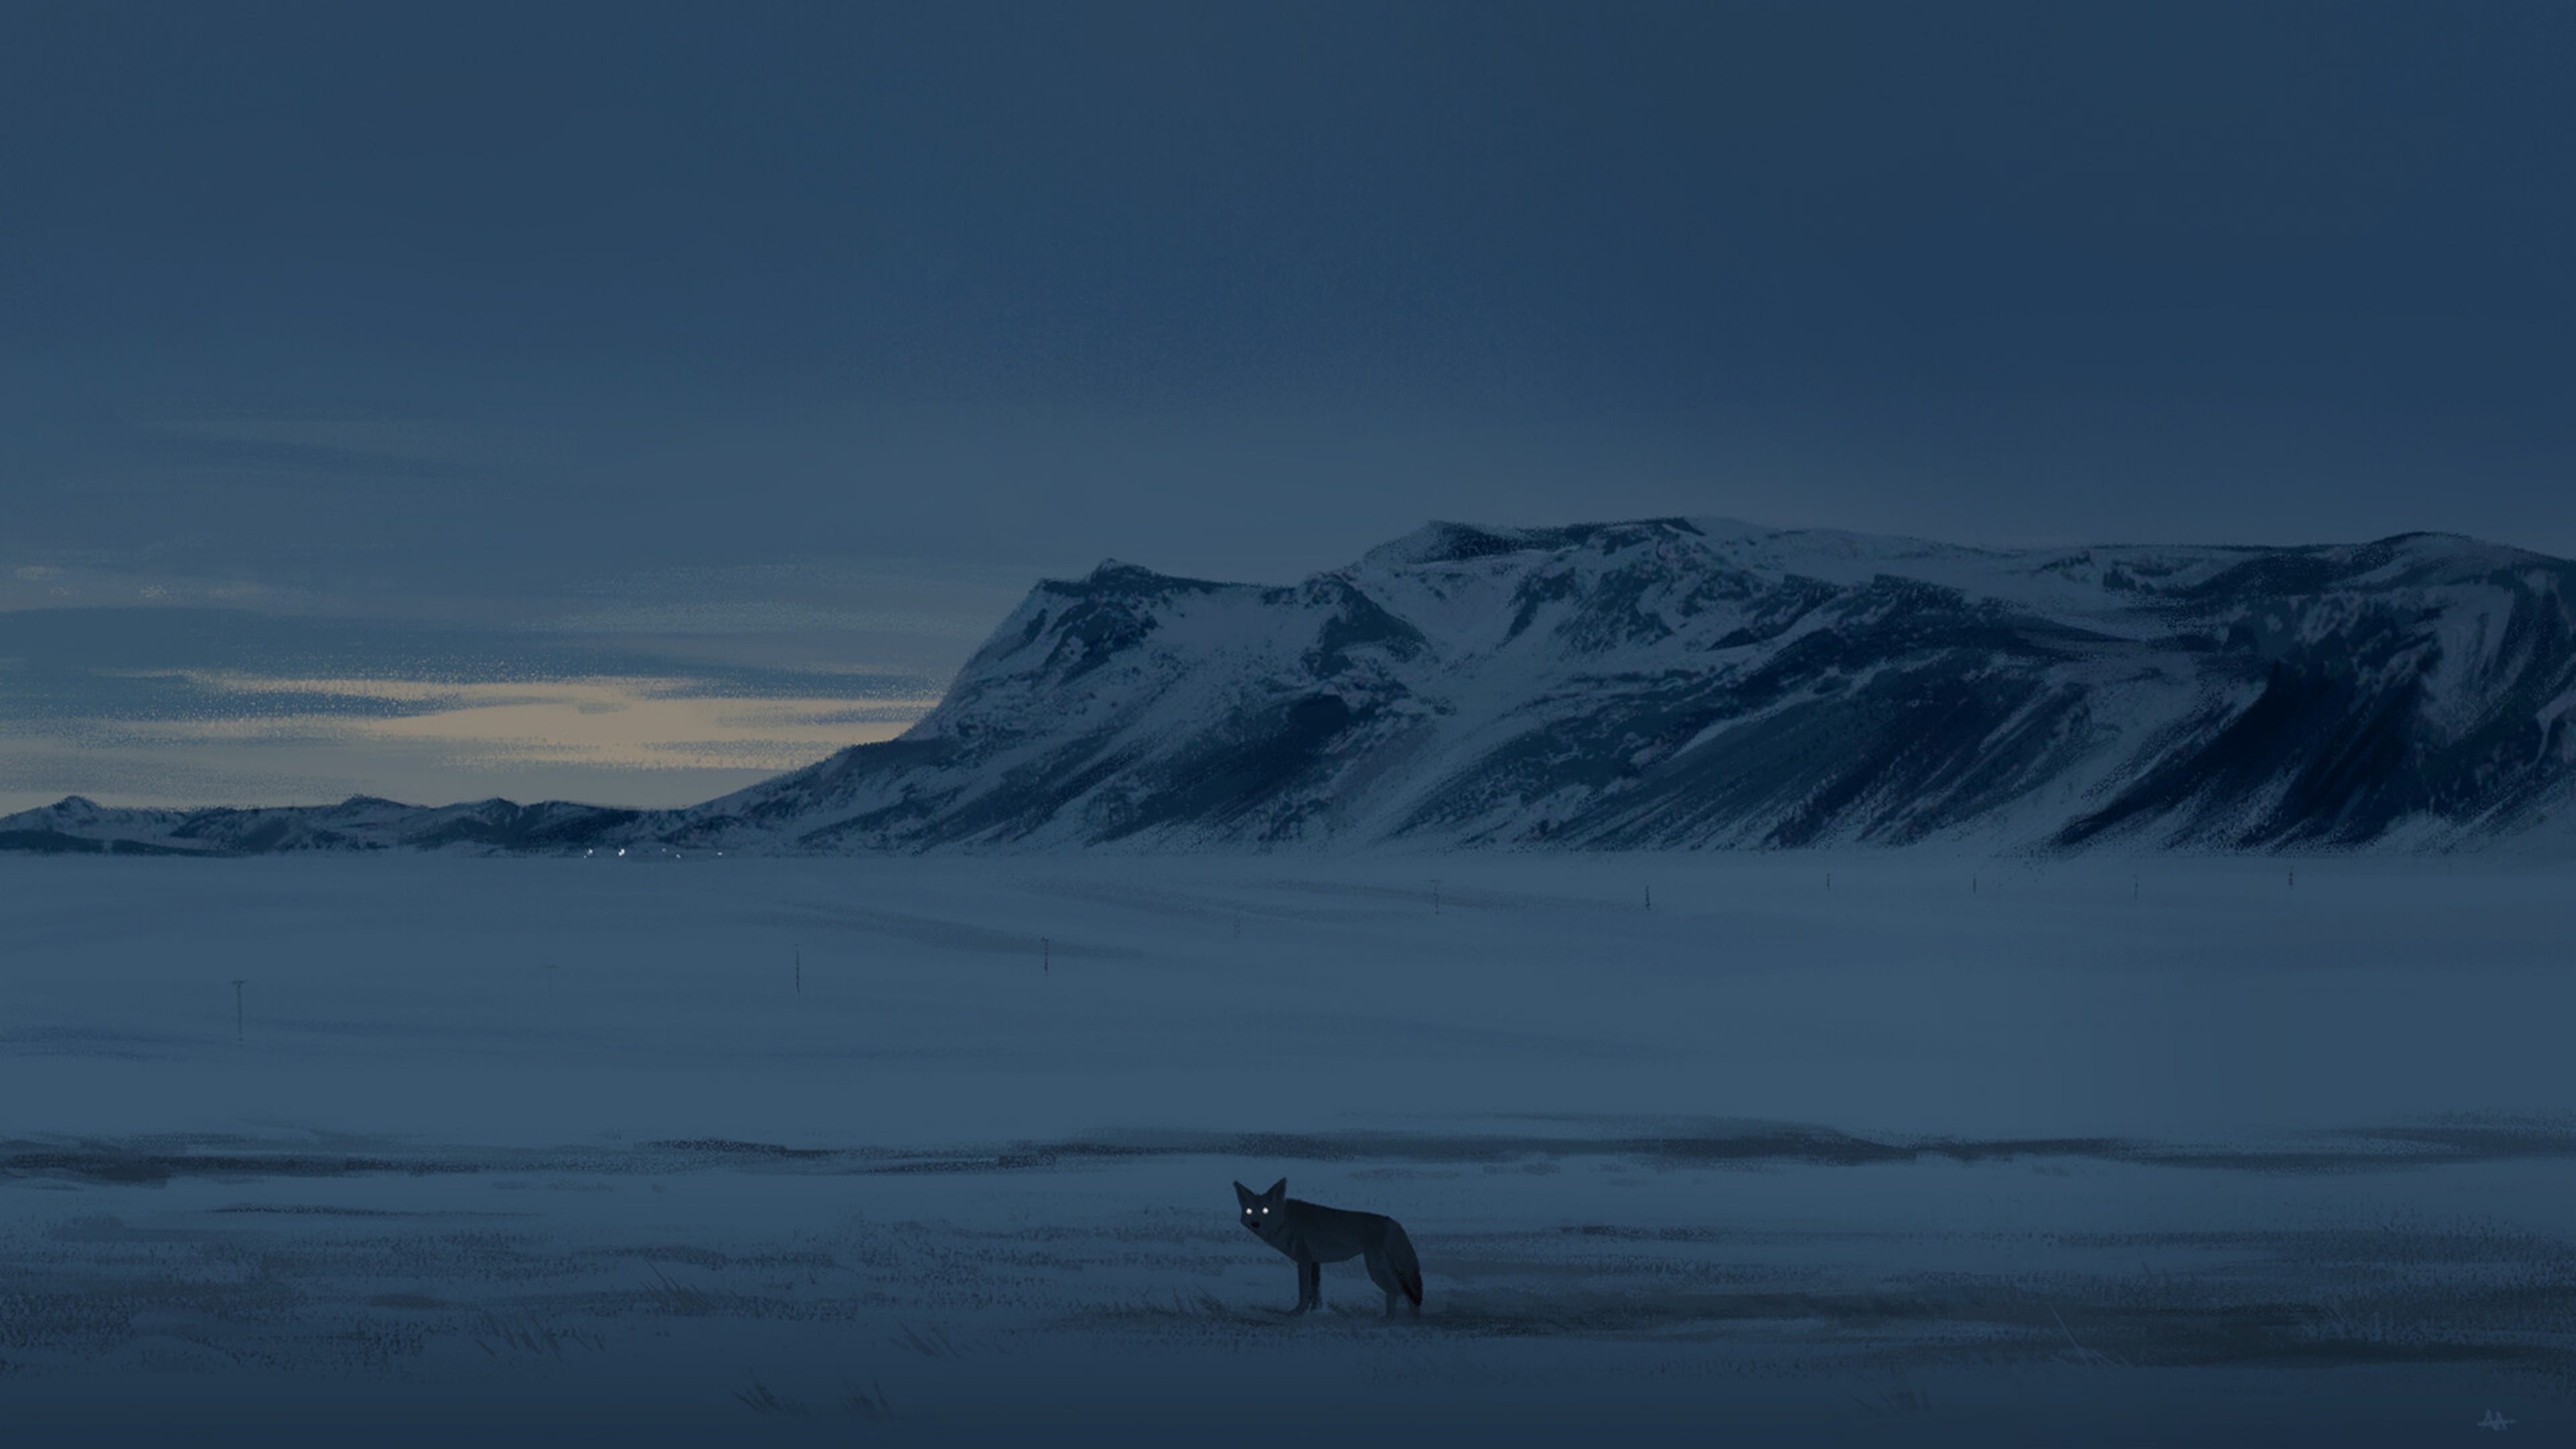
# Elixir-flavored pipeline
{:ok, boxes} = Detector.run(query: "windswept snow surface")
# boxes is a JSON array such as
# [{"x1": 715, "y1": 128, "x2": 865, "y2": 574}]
[{"x1": 1, "y1": 853, "x2": 2571, "y2": 1444}]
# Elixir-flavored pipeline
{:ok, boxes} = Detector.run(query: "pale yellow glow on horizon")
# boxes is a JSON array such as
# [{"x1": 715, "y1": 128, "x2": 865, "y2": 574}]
[
  {"x1": 125, "y1": 672, "x2": 943, "y2": 773},
  {"x1": 0, "y1": 669, "x2": 953, "y2": 813}
]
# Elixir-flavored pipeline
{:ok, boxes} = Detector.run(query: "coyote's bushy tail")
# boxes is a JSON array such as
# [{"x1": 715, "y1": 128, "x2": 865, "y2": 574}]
[{"x1": 1385, "y1": 1221, "x2": 1424, "y2": 1307}]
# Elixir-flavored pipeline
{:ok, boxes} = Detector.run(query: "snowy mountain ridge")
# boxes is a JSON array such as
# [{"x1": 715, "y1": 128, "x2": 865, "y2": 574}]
[{"x1": 11, "y1": 518, "x2": 2576, "y2": 856}]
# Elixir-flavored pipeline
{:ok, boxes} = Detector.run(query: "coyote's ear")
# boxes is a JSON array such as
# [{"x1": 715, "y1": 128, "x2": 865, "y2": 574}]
[
  {"x1": 1266, "y1": 1177, "x2": 1287, "y2": 1201},
  {"x1": 1233, "y1": 1181, "x2": 1256, "y2": 1207}
]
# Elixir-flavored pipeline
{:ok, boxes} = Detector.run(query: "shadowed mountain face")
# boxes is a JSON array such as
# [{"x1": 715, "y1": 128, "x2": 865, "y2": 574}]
[{"x1": 11, "y1": 519, "x2": 2576, "y2": 855}]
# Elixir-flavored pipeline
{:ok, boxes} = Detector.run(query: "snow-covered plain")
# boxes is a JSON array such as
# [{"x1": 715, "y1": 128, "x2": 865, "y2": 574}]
[{"x1": 1, "y1": 853, "x2": 2571, "y2": 1444}]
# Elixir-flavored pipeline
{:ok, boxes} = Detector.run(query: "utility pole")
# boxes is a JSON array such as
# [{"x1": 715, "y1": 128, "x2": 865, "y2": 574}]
[
  {"x1": 1431, "y1": 879, "x2": 1442, "y2": 916},
  {"x1": 794, "y1": 943, "x2": 802, "y2": 996},
  {"x1": 1042, "y1": 936, "x2": 1050, "y2": 975},
  {"x1": 231, "y1": 979, "x2": 245, "y2": 1042},
  {"x1": 1644, "y1": 883, "x2": 1652, "y2": 912}
]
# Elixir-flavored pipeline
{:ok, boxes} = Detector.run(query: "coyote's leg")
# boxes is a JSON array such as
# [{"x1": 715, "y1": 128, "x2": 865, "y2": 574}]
[{"x1": 1290, "y1": 1260, "x2": 1321, "y2": 1313}]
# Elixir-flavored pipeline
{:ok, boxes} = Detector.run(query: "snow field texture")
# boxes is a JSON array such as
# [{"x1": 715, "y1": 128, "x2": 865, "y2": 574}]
[{"x1": 0, "y1": 852, "x2": 2570, "y2": 1444}]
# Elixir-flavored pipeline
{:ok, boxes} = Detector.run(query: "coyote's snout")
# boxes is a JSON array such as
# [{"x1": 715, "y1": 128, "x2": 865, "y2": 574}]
[{"x1": 1234, "y1": 1177, "x2": 1423, "y2": 1318}]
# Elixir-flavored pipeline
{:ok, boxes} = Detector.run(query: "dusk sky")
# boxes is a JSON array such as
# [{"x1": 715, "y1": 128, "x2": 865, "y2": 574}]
[{"x1": 5, "y1": 1, "x2": 2571, "y2": 811}]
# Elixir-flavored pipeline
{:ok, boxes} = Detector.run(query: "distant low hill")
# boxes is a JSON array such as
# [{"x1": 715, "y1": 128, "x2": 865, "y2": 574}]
[{"x1": 12, "y1": 519, "x2": 2575, "y2": 856}]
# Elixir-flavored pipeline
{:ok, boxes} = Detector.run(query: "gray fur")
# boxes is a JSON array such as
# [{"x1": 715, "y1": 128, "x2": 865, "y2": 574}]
[{"x1": 1234, "y1": 1177, "x2": 1423, "y2": 1318}]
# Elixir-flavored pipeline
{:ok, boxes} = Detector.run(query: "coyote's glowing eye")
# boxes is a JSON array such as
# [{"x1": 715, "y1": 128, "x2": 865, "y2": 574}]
[{"x1": 1260, "y1": 1207, "x2": 1269, "y2": 1214}]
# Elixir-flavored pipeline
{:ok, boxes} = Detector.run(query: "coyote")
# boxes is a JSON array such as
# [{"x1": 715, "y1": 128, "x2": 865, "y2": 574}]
[{"x1": 1234, "y1": 1178, "x2": 1423, "y2": 1318}]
